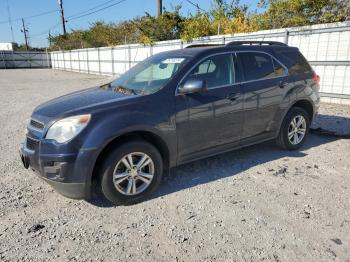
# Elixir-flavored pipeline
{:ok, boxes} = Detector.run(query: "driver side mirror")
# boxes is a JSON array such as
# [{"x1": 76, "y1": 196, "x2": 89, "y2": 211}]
[{"x1": 178, "y1": 79, "x2": 207, "y2": 94}]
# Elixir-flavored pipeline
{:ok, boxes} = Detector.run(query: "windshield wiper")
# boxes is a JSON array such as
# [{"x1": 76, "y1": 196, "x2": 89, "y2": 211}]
[
  {"x1": 128, "y1": 88, "x2": 138, "y2": 95},
  {"x1": 110, "y1": 85, "x2": 138, "y2": 95}
]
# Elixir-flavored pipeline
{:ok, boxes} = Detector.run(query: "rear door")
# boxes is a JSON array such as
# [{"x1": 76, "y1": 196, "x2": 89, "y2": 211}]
[
  {"x1": 175, "y1": 53, "x2": 244, "y2": 161},
  {"x1": 237, "y1": 51, "x2": 288, "y2": 141}
]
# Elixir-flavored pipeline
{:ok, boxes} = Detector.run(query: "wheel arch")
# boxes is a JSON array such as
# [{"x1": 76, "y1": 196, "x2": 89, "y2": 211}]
[
  {"x1": 291, "y1": 99, "x2": 314, "y2": 121},
  {"x1": 276, "y1": 99, "x2": 315, "y2": 137},
  {"x1": 88, "y1": 130, "x2": 170, "y2": 194}
]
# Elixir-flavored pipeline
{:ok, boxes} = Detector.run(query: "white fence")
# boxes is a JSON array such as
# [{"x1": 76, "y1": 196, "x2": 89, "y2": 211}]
[
  {"x1": 0, "y1": 51, "x2": 51, "y2": 68},
  {"x1": 50, "y1": 22, "x2": 350, "y2": 104}
]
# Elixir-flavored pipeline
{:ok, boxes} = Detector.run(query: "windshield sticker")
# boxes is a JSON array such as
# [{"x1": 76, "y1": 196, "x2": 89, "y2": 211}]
[{"x1": 162, "y1": 58, "x2": 185, "y2": 64}]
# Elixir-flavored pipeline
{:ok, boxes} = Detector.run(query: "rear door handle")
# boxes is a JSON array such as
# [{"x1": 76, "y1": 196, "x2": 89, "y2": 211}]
[
  {"x1": 279, "y1": 81, "x2": 288, "y2": 88},
  {"x1": 226, "y1": 93, "x2": 240, "y2": 101}
]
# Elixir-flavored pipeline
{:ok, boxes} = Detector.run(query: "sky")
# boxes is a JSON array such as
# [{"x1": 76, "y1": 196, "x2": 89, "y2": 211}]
[{"x1": 0, "y1": 0, "x2": 260, "y2": 47}]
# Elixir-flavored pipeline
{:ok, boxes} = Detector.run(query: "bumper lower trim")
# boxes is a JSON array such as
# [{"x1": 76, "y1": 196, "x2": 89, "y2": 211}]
[{"x1": 36, "y1": 173, "x2": 86, "y2": 199}]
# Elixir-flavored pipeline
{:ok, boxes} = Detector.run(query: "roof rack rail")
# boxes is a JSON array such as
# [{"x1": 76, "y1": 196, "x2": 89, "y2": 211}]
[
  {"x1": 185, "y1": 44, "x2": 222, "y2": 48},
  {"x1": 226, "y1": 41, "x2": 288, "y2": 47}
]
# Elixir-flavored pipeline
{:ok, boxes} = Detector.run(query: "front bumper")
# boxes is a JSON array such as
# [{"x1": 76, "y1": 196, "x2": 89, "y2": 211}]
[
  {"x1": 36, "y1": 174, "x2": 85, "y2": 199},
  {"x1": 19, "y1": 142, "x2": 88, "y2": 199}
]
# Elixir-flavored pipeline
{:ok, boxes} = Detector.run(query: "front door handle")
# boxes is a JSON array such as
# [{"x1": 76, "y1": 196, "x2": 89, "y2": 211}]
[
  {"x1": 279, "y1": 81, "x2": 288, "y2": 88},
  {"x1": 226, "y1": 93, "x2": 240, "y2": 101}
]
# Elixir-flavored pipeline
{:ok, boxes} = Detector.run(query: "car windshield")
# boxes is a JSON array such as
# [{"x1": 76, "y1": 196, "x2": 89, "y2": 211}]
[{"x1": 108, "y1": 54, "x2": 190, "y2": 95}]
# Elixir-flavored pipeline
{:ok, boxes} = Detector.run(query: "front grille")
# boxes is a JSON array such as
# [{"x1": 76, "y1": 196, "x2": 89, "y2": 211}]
[
  {"x1": 30, "y1": 119, "x2": 44, "y2": 130},
  {"x1": 26, "y1": 137, "x2": 39, "y2": 151}
]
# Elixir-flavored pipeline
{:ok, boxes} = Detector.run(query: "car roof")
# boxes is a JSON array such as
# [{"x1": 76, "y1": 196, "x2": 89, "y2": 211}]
[{"x1": 156, "y1": 42, "x2": 299, "y2": 58}]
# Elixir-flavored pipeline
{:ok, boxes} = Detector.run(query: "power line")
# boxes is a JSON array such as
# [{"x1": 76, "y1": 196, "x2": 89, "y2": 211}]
[
  {"x1": 0, "y1": 9, "x2": 59, "y2": 25},
  {"x1": 31, "y1": 0, "x2": 129, "y2": 38},
  {"x1": 185, "y1": 0, "x2": 206, "y2": 12},
  {"x1": 17, "y1": 10, "x2": 59, "y2": 21},
  {"x1": 66, "y1": 0, "x2": 122, "y2": 19},
  {"x1": 31, "y1": 22, "x2": 60, "y2": 38},
  {"x1": 16, "y1": 0, "x2": 131, "y2": 46},
  {"x1": 67, "y1": 0, "x2": 129, "y2": 22}
]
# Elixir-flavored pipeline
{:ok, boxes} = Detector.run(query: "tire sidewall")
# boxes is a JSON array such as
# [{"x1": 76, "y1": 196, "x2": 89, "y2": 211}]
[
  {"x1": 100, "y1": 140, "x2": 163, "y2": 205},
  {"x1": 282, "y1": 107, "x2": 310, "y2": 150}
]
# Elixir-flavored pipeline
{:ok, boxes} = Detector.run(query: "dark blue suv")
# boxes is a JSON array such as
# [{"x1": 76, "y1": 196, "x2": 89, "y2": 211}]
[{"x1": 20, "y1": 41, "x2": 320, "y2": 205}]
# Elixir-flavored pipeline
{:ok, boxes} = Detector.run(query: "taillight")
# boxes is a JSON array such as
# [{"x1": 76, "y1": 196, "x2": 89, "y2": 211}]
[{"x1": 313, "y1": 74, "x2": 320, "y2": 89}]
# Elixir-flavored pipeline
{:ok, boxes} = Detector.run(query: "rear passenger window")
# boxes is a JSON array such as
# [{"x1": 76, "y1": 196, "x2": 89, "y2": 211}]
[
  {"x1": 185, "y1": 54, "x2": 234, "y2": 89},
  {"x1": 279, "y1": 51, "x2": 313, "y2": 75},
  {"x1": 238, "y1": 52, "x2": 275, "y2": 81}
]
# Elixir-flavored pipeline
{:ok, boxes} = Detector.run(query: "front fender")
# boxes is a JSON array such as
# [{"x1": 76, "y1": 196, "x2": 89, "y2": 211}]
[
  {"x1": 82, "y1": 111, "x2": 171, "y2": 149},
  {"x1": 77, "y1": 110, "x2": 176, "y2": 198}
]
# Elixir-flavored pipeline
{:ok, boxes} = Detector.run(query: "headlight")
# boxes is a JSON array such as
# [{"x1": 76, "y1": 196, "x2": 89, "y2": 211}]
[{"x1": 46, "y1": 114, "x2": 91, "y2": 143}]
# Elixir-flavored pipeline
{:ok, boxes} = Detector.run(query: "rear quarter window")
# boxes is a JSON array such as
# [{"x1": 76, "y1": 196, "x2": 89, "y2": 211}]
[
  {"x1": 279, "y1": 51, "x2": 313, "y2": 75},
  {"x1": 272, "y1": 59, "x2": 286, "y2": 77}
]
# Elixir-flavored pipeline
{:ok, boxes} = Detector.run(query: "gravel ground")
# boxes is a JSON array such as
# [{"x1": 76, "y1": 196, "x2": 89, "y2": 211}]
[
  {"x1": 0, "y1": 69, "x2": 349, "y2": 262},
  {"x1": 312, "y1": 103, "x2": 350, "y2": 135}
]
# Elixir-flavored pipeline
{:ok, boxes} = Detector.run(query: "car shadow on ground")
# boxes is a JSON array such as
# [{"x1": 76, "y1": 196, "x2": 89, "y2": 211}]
[
  {"x1": 311, "y1": 114, "x2": 350, "y2": 137},
  {"x1": 88, "y1": 133, "x2": 338, "y2": 208}
]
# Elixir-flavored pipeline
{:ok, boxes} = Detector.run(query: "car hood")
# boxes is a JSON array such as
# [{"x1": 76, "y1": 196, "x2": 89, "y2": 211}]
[{"x1": 33, "y1": 87, "x2": 133, "y2": 118}]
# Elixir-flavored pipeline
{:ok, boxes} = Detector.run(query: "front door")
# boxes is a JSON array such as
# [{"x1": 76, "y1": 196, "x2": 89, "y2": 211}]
[{"x1": 175, "y1": 53, "x2": 244, "y2": 163}]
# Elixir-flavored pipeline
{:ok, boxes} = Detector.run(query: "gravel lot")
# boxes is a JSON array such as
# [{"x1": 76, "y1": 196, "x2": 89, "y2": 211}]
[{"x1": 0, "y1": 69, "x2": 349, "y2": 262}]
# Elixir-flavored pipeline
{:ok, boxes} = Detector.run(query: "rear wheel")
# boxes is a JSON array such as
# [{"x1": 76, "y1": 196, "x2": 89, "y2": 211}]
[
  {"x1": 277, "y1": 107, "x2": 310, "y2": 150},
  {"x1": 100, "y1": 140, "x2": 163, "y2": 205}
]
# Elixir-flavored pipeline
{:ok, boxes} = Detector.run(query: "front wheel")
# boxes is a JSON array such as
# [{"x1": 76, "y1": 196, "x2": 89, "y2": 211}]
[
  {"x1": 277, "y1": 107, "x2": 310, "y2": 150},
  {"x1": 100, "y1": 140, "x2": 163, "y2": 205}
]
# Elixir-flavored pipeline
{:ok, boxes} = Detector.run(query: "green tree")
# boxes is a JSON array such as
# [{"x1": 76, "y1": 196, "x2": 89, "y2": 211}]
[
  {"x1": 49, "y1": 30, "x2": 89, "y2": 50},
  {"x1": 180, "y1": 11, "x2": 211, "y2": 41},
  {"x1": 219, "y1": 0, "x2": 258, "y2": 34},
  {"x1": 253, "y1": 0, "x2": 350, "y2": 29},
  {"x1": 181, "y1": 0, "x2": 256, "y2": 41},
  {"x1": 47, "y1": 0, "x2": 350, "y2": 50},
  {"x1": 83, "y1": 22, "x2": 119, "y2": 47},
  {"x1": 137, "y1": 7, "x2": 184, "y2": 44}
]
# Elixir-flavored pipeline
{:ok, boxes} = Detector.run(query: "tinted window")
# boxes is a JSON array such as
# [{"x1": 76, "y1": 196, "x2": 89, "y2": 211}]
[
  {"x1": 238, "y1": 52, "x2": 275, "y2": 81},
  {"x1": 196, "y1": 59, "x2": 216, "y2": 74},
  {"x1": 279, "y1": 51, "x2": 313, "y2": 75},
  {"x1": 273, "y1": 58, "x2": 286, "y2": 77},
  {"x1": 185, "y1": 54, "x2": 234, "y2": 89}
]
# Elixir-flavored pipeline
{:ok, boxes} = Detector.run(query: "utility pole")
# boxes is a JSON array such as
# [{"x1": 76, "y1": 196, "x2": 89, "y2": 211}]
[
  {"x1": 6, "y1": 0, "x2": 15, "y2": 43},
  {"x1": 48, "y1": 30, "x2": 52, "y2": 47},
  {"x1": 58, "y1": 0, "x2": 67, "y2": 35},
  {"x1": 21, "y1": 18, "x2": 29, "y2": 51},
  {"x1": 157, "y1": 0, "x2": 162, "y2": 17}
]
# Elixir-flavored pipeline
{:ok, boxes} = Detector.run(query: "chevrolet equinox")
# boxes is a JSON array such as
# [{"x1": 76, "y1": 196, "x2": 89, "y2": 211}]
[{"x1": 20, "y1": 41, "x2": 320, "y2": 205}]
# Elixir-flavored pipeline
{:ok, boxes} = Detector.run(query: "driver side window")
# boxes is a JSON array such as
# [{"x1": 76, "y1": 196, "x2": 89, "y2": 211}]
[{"x1": 184, "y1": 54, "x2": 235, "y2": 89}]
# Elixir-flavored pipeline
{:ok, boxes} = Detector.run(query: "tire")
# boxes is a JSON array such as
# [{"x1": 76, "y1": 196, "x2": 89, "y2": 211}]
[
  {"x1": 100, "y1": 140, "x2": 163, "y2": 205},
  {"x1": 276, "y1": 107, "x2": 310, "y2": 150}
]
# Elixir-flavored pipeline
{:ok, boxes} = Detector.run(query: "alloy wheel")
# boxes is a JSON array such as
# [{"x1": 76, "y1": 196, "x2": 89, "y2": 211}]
[
  {"x1": 112, "y1": 152, "x2": 155, "y2": 195},
  {"x1": 288, "y1": 115, "x2": 307, "y2": 145}
]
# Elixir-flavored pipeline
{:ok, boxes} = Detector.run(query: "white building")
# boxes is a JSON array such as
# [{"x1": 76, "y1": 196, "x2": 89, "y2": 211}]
[{"x1": 0, "y1": 43, "x2": 13, "y2": 51}]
